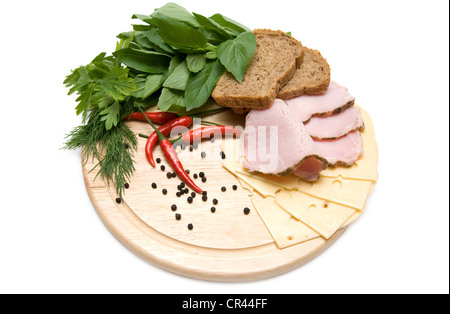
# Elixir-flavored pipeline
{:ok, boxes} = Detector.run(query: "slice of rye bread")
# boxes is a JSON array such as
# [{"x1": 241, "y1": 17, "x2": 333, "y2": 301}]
[
  {"x1": 277, "y1": 47, "x2": 331, "y2": 100},
  {"x1": 212, "y1": 29, "x2": 303, "y2": 112}
]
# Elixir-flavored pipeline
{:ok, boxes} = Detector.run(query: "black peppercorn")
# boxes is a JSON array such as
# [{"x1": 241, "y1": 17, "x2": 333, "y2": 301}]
[
  {"x1": 189, "y1": 145, "x2": 194, "y2": 152},
  {"x1": 171, "y1": 204, "x2": 177, "y2": 211},
  {"x1": 176, "y1": 192, "x2": 181, "y2": 197},
  {"x1": 202, "y1": 195, "x2": 208, "y2": 202},
  {"x1": 188, "y1": 223, "x2": 193, "y2": 230},
  {"x1": 115, "y1": 198, "x2": 121, "y2": 204},
  {"x1": 151, "y1": 183, "x2": 157, "y2": 189},
  {"x1": 201, "y1": 151, "x2": 206, "y2": 158},
  {"x1": 187, "y1": 196, "x2": 193, "y2": 204},
  {"x1": 243, "y1": 207, "x2": 250, "y2": 215},
  {"x1": 193, "y1": 173, "x2": 198, "y2": 179},
  {"x1": 162, "y1": 189, "x2": 168, "y2": 195},
  {"x1": 221, "y1": 186, "x2": 226, "y2": 192},
  {"x1": 160, "y1": 165, "x2": 165, "y2": 171},
  {"x1": 202, "y1": 177, "x2": 207, "y2": 183},
  {"x1": 213, "y1": 198, "x2": 218, "y2": 205},
  {"x1": 167, "y1": 172, "x2": 172, "y2": 179},
  {"x1": 156, "y1": 158, "x2": 161, "y2": 164},
  {"x1": 199, "y1": 172, "x2": 205, "y2": 178},
  {"x1": 211, "y1": 207, "x2": 216, "y2": 213},
  {"x1": 191, "y1": 192, "x2": 196, "y2": 198},
  {"x1": 232, "y1": 185, "x2": 238, "y2": 191},
  {"x1": 202, "y1": 191, "x2": 207, "y2": 196},
  {"x1": 220, "y1": 151, "x2": 226, "y2": 159},
  {"x1": 124, "y1": 183, "x2": 129, "y2": 189},
  {"x1": 175, "y1": 213, "x2": 181, "y2": 220}
]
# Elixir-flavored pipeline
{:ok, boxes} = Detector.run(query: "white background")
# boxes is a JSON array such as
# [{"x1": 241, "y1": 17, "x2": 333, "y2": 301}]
[{"x1": 0, "y1": 0, "x2": 448, "y2": 294}]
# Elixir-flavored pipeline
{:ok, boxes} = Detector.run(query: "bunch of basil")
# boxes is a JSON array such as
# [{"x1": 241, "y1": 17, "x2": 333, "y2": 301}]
[{"x1": 114, "y1": 2, "x2": 256, "y2": 115}]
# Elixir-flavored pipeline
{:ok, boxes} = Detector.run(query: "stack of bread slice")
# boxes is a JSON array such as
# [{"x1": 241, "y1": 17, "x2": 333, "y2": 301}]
[{"x1": 212, "y1": 29, "x2": 331, "y2": 113}]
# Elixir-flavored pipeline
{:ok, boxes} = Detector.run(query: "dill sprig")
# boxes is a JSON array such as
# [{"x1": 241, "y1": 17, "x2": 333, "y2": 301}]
[{"x1": 64, "y1": 107, "x2": 138, "y2": 198}]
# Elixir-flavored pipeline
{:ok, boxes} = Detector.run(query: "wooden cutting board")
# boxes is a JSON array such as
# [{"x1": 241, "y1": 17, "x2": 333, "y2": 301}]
[{"x1": 82, "y1": 109, "x2": 346, "y2": 282}]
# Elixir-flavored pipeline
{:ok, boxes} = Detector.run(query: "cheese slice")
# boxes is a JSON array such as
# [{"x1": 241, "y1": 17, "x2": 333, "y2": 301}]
[
  {"x1": 250, "y1": 193, "x2": 321, "y2": 249},
  {"x1": 275, "y1": 190, "x2": 356, "y2": 239}
]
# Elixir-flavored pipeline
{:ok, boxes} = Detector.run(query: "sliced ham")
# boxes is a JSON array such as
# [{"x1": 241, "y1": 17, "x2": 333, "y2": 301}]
[
  {"x1": 242, "y1": 99, "x2": 327, "y2": 178},
  {"x1": 285, "y1": 81, "x2": 355, "y2": 123},
  {"x1": 313, "y1": 130, "x2": 364, "y2": 167},
  {"x1": 305, "y1": 105, "x2": 365, "y2": 140}
]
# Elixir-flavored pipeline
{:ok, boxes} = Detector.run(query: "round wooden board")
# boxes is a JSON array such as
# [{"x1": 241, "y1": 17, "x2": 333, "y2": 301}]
[{"x1": 82, "y1": 109, "x2": 346, "y2": 282}]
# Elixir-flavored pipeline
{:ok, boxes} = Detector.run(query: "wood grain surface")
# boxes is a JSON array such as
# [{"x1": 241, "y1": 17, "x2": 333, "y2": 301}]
[{"x1": 82, "y1": 109, "x2": 347, "y2": 282}]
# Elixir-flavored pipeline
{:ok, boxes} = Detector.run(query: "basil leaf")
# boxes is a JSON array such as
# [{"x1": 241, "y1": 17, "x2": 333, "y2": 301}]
[
  {"x1": 185, "y1": 59, "x2": 225, "y2": 111},
  {"x1": 209, "y1": 13, "x2": 252, "y2": 36},
  {"x1": 186, "y1": 53, "x2": 206, "y2": 73},
  {"x1": 132, "y1": 74, "x2": 165, "y2": 99},
  {"x1": 157, "y1": 87, "x2": 186, "y2": 112},
  {"x1": 141, "y1": 28, "x2": 177, "y2": 55},
  {"x1": 113, "y1": 47, "x2": 171, "y2": 73},
  {"x1": 163, "y1": 60, "x2": 190, "y2": 90},
  {"x1": 192, "y1": 13, "x2": 234, "y2": 39},
  {"x1": 151, "y1": 3, "x2": 200, "y2": 28},
  {"x1": 216, "y1": 31, "x2": 256, "y2": 82},
  {"x1": 156, "y1": 15, "x2": 207, "y2": 51}
]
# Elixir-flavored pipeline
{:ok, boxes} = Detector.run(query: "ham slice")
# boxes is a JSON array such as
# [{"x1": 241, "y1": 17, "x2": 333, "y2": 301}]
[
  {"x1": 242, "y1": 99, "x2": 326, "y2": 177},
  {"x1": 313, "y1": 131, "x2": 364, "y2": 167},
  {"x1": 305, "y1": 105, "x2": 365, "y2": 140},
  {"x1": 285, "y1": 81, "x2": 355, "y2": 123}
]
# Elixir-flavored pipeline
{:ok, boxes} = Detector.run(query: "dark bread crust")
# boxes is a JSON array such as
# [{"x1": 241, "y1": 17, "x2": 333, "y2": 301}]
[
  {"x1": 278, "y1": 47, "x2": 331, "y2": 100},
  {"x1": 212, "y1": 29, "x2": 303, "y2": 112}
]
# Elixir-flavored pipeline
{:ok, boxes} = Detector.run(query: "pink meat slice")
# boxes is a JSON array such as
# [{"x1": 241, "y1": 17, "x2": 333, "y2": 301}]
[
  {"x1": 305, "y1": 105, "x2": 365, "y2": 140},
  {"x1": 285, "y1": 81, "x2": 355, "y2": 123},
  {"x1": 313, "y1": 130, "x2": 364, "y2": 167},
  {"x1": 242, "y1": 99, "x2": 326, "y2": 177}
]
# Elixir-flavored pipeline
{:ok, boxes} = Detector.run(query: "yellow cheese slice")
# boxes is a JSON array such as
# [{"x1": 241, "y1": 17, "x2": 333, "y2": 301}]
[
  {"x1": 321, "y1": 107, "x2": 379, "y2": 182},
  {"x1": 250, "y1": 193, "x2": 321, "y2": 249},
  {"x1": 275, "y1": 190, "x2": 356, "y2": 239}
]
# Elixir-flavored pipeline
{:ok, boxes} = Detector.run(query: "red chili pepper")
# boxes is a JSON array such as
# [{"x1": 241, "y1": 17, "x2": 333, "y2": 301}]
[
  {"x1": 182, "y1": 126, "x2": 242, "y2": 144},
  {"x1": 125, "y1": 111, "x2": 178, "y2": 124},
  {"x1": 145, "y1": 116, "x2": 193, "y2": 167},
  {"x1": 137, "y1": 107, "x2": 202, "y2": 193},
  {"x1": 159, "y1": 138, "x2": 203, "y2": 193}
]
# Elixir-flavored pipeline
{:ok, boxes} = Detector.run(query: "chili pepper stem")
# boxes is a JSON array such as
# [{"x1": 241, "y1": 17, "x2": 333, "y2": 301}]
[{"x1": 138, "y1": 107, "x2": 166, "y2": 142}]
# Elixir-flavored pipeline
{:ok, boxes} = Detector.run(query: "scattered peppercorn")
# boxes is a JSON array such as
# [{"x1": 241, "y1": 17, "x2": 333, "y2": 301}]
[
  {"x1": 243, "y1": 207, "x2": 251, "y2": 215},
  {"x1": 175, "y1": 213, "x2": 181, "y2": 220},
  {"x1": 187, "y1": 196, "x2": 193, "y2": 204},
  {"x1": 213, "y1": 198, "x2": 218, "y2": 205},
  {"x1": 188, "y1": 223, "x2": 194, "y2": 230},
  {"x1": 167, "y1": 172, "x2": 172, "y2": 179},
  {"x1": 171, "y1": 204, "x2": 177, "y2": 211},
  {"x1": 193, "y1": 173, "x2": 198, "y2": 179},
  {"x1": 176, "y1": 192, "x2": 181, "y2": 197},
  {"x1": 199, "y1": 172, "x2": 205, "y2": 178},
  {"x1": 162, "y1": 189, "x2": 168, "y2": 195},
  {"x1": 220, "y1": 151, "x2": 226, "y2": 159},
  {"x1": 172, "y1": 172, "x2": 176, "y2": 178},
  {"x1": 233, "y1": 185, "x2": 238, "y2": 191},
  {"x1": 189, "y1": 145, "x2": 194, "y2": 152},
  {"x1": 183, "y1": 188, "x2": 189, "y2": 194},
  {"x1": 202, "y1": 177, "x2": 207, "y2": 183},
  {"x1": 160, "y1": 165, "x2": 165, "y2": 171},
  {"x1": 202, "y1": 195, "x2": 208, "y2": 202},
  {"x1": 221, "y1": 186, "x2": 226, "y2": 192},
  {"x1": 115, "y1": 198, "x2": 121, "y2": 204},
  {"x1": 151, "y1": 183, "x2": 157, "y2": 189},
  {"x1": 156, "y1": 158, "x2": 161, "y2": 164},
  {"x1": 201, "y1": 151, "x2": 206, "y2": 158},
  {"x1": 202, "y1": 191, "x2": 207, "y2": 196},
  {"x1": 191, "y1": 192, "x2": 196, "y2": 198},
  {"x1": 186, "y1": 169, "x2": 190, "y2": 174},
  {"x1": 124, "y1": 183, "x2": 130, "y2": 189},
  {"x1": 211, "y1": 207, "x2": 216, "y2": 213}
]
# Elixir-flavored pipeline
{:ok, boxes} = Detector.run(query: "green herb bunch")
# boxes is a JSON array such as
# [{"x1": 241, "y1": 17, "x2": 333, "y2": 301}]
[
  {"x1": 63, "y1": 2, "x2": 256, "y2": 197},
  {"x1": 116, "y1": 2, "x2": 256, "y2": 115}
]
